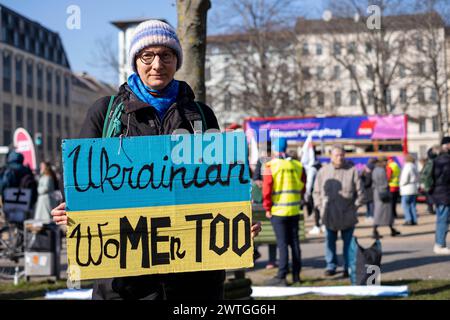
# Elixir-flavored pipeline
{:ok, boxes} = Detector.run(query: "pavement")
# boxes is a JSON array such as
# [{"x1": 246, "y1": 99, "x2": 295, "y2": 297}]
[
  {"x1": 1, "y1": 203, "x2": 449, "y2": 285},
  {"x1": 247, "y1": 203, "x2": 450, "y2": 285}
]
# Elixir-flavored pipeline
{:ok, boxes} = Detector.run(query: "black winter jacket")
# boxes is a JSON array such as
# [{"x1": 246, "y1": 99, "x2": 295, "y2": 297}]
[
  {"x1": 77, "y1": 81, "x2": 225, "y2": 300},
  {"x1": 431, "y1": 151, "x2": 450, "y2": 206}
]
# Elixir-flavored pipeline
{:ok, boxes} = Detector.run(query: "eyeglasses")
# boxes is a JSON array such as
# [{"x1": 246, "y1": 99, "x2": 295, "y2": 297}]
[{"x1": 138, "y1": 50, "x2": 176, "y2": 65}]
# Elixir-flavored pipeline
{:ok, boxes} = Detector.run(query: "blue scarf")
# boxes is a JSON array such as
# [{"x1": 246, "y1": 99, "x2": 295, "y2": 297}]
[{"x1": 127, "y1": 73, "x2": 179, "y2": 120}]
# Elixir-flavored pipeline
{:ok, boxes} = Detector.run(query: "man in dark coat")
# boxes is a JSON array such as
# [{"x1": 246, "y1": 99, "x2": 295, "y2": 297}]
[{"x1": 431, "y1": 136, "x2": 450, "y2": 255}]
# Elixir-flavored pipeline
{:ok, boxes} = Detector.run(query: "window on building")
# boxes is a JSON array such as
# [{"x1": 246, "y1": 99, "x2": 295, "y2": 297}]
[
  {"x1": 56, "y1": 114, "x2": 61, "y2": 134},
  {"x1": 417, "y1": 87, "x2": 426, "y2": 104},
  {"x1": 365, "y1": 42, "x2": 373, "y2": 53},
  {"x1": 37, "y1": 67, "x2": 43, "y2": 101},
  {"x1": 399, "y1": 64, "x2": 406, "y2": 78},
  {"x1": 302, "y1": 42, "x2": 309, "y2": 56},
  {"x1": 47, "y1": 70, "x2": 52, "y2": 103},
  {"x1": 385, "y1": 90, "x2": 392, "y2": 111},
  {"x1": 27, "y1": 108, "x2": 34, "y2": 135},
  {"x1": 224, "y1": 93, "x2": 232, "y2": 111},
  {"x1": 432, "y1": 115, "x2": 439, "y2": 132},
  {"x1": 64, "y1": 76, "x2": 70, "y2": 107},
  {"x1": 333, "y1": 42, "x2": 341, "y2": 55},
  {"x1": 416, "y1": 38, "x2": 423, "y2": 51},
  {"x1": 333, "y1": 65, "x2": 340, "y2": 80},
  {"x1": 37, "y1": 110, "x2": 44, "y2": 133},
  {"x1": 350, "y1": 90, "x2": 358, "y2": 106},
  {"x1": 303, "y1": 92, "x2": 311, "y2": 107},
  {"x1": 47, "y1": 112, "x2": 53, "y2": 133},
  {"x1": 3, "y1": 103, "x2": 12, "y2": 145},
  {"x1": 56, "y1": 74, "x2": 61, "y2": 105},
  {"x1": 366, "y1": 65, "x2": 374, "y2": 79},
  {"x1": 419, "y1": 117, "x2": 426, "y2": 133},
  {"x1": 400, "y1": 88, "x2": 407, "y2": 104},
  {"x1": 3, "y1": 54, "x2": 11, "y2": 92},
  {"x1": 205, "y1": 66, "x2": 211, "y2": 82},
  {"x1": 302, "y1": 67, "x2": 311, "y2": 80},
  {"x1": 416, "y1": 62, "x2": 425, "y2": 76},
  {"x1": 349, "y1": 65, "x2": 356, "y2": 78},
  {"x1": 430, "y1": 88, "x2": 438, "y2": 104},
  {"x1": 15, "y1": 58, "x2": 23, "y2": 95},
  {"x1": 367, "y1": 90, "x2": 374, "y2": 105},
  {"x1": 316, "y1": 66, "x2": 324, "y2": 80},
  {"x1": 317, "y1": 91, "x2": 325, "y2": 107},
  {"x1": 334, "y1": 91, "x2": 341, "y2": 106},
  {"x1": 16, "y1": 105, "x2": 23, "y2": 127},
  {"x1": 347, "y1": 42, "x2": 356, "y2": 54},
  {"x1": 26, "y1": 63, "x2": 33, "y2": 98},
  {"x1": 316, "y1": 43, "x2": 323, "y2": 55}
]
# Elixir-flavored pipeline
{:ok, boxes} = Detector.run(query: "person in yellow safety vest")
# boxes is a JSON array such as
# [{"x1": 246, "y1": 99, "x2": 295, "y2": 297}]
[
  {"x1": 386, "y1": 157, "x2": 401, "y2": 219},
  {"x1": 262, "y1": 137, "x2": 306, "y2": 286}
]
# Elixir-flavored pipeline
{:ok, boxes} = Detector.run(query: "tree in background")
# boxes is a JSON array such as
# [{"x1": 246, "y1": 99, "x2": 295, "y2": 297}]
[{"x1": 176, "y1": 0, "x2": 211, "y2": 103}]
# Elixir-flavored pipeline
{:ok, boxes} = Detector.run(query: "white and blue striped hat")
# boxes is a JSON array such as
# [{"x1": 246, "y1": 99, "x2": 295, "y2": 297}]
[{"x1": 129, "y1": 19, "x2": 183, "y2": 72}]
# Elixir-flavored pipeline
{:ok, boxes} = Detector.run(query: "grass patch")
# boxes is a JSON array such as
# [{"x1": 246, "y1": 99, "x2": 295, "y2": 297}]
[{"x1": 0, "y1": 280, "x2": 93, "y2": 300}]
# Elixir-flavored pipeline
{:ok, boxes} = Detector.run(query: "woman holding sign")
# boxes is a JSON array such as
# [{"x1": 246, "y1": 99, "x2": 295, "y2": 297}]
[{"x1": 52, "y1": 19, "x2": 260, "y2": 300}]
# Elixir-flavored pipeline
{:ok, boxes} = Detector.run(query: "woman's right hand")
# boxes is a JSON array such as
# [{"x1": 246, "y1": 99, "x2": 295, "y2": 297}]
[{"x1": 51, "y1": 202, "x2": 67, "y2": 225}]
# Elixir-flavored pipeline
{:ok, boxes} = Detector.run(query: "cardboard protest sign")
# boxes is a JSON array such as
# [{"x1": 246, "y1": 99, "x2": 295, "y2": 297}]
[{"x1": 62, "y1": 132, "x2": 253, "y2": 281}]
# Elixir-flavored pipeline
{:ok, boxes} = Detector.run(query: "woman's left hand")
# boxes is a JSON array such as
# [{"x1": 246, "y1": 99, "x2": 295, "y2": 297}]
[{"x1": 251, "y1": 221, "x2": 262, "y2": 239}]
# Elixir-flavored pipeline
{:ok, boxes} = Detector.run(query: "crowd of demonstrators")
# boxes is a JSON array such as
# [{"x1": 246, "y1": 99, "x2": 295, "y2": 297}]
[
  {"x1": 372, "y1": 156, "x2": 401, "y2": 239},
  {"x1": 51, "y1": 20, "x2": 261, "y2": 300},
  {"x1": 386, "y1": 157, "x2": 401, "y2": 219},
  {"x1": 400, "y1": 154, "x2": 420, "y2": 226},
  {"x1": 430, "y1": 137, "x2": 450, "y2": 255},
  {"x1": 263, "y1": 137, "x2": 306, "y2": 286},
  {"x1": 313, "y1": 145, "x2": 366, "y2": 277},
  {"x1": 360, "y1": 158, "x2": 377, "y2": 223}
]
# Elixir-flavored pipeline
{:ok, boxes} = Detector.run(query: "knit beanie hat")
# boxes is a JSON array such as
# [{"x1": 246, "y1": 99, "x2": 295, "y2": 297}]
[{"x1": 129, "y1": 20, "x2": 183, "y2": 72}]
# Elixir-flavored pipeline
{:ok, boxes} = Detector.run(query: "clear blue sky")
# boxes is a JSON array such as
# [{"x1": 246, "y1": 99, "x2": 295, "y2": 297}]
[{"x1": 0, "y1": 0, "x2": 325, "y2": 84}]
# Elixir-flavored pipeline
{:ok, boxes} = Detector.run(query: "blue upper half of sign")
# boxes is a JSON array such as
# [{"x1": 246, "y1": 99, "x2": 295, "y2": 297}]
[{"x1": 62, "y1": 132, "x2": 251, "y2": 212}]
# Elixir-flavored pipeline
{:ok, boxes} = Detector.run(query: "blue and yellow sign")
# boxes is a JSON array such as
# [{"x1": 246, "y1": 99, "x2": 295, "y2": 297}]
[{"x1": 62, "y1": 132, "x2": 253, "y2": 281}]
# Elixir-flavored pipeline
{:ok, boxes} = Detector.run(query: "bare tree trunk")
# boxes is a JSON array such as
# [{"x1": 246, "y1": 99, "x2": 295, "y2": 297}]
[{"x1": 176, "y1": 0, "x2": 211, "y2": 103}]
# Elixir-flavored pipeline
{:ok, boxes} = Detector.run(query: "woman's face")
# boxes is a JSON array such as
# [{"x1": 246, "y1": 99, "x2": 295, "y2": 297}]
[
  {"x1": 40, "y1": 162, "x2": 46, "y2": 173},
  {"x1": 135, "y1": 45, "x2": 177, "y2": 91}
]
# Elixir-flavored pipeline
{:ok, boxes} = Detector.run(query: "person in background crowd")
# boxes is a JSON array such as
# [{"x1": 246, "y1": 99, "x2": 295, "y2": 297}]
[
  {"x1": 372, "y1": 156, "x2": 401, "y2": 239},
  {"x1": 419, "y1": 157, "x2": 435, "y2": 215},
  {"x1": 306, "y1": 160, "x2": 324, "y2": 235},
  {"x1": 313, "y1": 145, "x2": 365, "y2": 277},
  {"x1": 400, "y1": 154, "x2": 419, "y2": 226},
  {"x1": 361, "y1": 158, "x2": 377, "y2": 223},
  {"x1": 34, "y1": 161, "x2": 59, "y2": 221},
  {"x1": 263, "y1": 137, "x2": 306, "y2": 286},
  {"x1": 430, "y1": 137, "x2": 450, "y2": 255},
  {"x1": 252, "y1": 146, "x2": 278, "y2": 269},
  {"x1": 386, "y1": 156, "x2": 401, "y2": 219},
  {"x1": 0, "y1": 151, "x2": 38, "y2": 215}
]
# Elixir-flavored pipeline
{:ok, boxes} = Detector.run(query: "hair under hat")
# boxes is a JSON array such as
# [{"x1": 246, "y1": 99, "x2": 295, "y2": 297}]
[{"x1": 129, "y1": 20, "x2": 183, "y2": 72}]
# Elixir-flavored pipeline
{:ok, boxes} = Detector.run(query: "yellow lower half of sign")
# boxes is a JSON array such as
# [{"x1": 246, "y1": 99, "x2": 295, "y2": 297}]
[{"x1": 66, "y1": 201, "x2": 254, "y2": 281}]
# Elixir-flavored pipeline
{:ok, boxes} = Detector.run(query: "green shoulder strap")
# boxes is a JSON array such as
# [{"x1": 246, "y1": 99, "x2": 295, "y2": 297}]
[
  {"x1": 102, "y1": 95, "x2": 125, "y2": 138},
  {"x1": 194, "y1": 101, "x2": 208, "y2": 131},
  {"x1": 102, "y1": 95, "x2": 116, "y2": 138}
]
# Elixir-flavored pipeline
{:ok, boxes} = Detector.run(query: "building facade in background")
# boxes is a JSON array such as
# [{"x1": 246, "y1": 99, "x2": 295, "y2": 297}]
[
  {"x1": 206, "y1": 12, "x2": 450, "y2": 158},
  {"x1": 0, "y1": 4, "x2": 115, "y2": 167}
]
